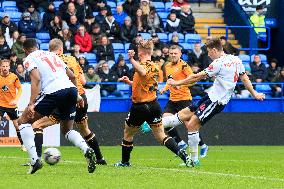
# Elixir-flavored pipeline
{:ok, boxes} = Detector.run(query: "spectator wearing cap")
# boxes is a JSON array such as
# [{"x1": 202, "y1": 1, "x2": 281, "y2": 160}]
[
  {"x1": 101, "y1": 12, "x2": 121, "y2": 43},
  {"x1": 133, "y1": 8, "x2": 148, "y2": 33},
  {"x1": 61, "y1": 25, "x2": 75, "y2": 53},
  {"x1": 11, "y1": 34, "x2": 26, "y2": 60},
  {"x1": 220, "y1": 36, "x2": 239, "y2": 56},
  {"x1": 26, "y1": 3, "x2": 42, "y2": 31},
  {"x1": 151, "y1": 33, "x2": 166, "y2": 51},
  {"x1": 18, "y1": 12, "x2": 37, "y2": 38},
  {"x1": 1, "y1": 13, "x2": 18, "y2": 37},
  {"x1": 90, "y1": 24, "x2": 101, "y2": 53},
  {"x1": 95, "y1": 6, "x2": 109, "y2": 25},
  {"x1": 267, "y1": 58, "x2": 281, "y2": 82},
  {"x1": 49, "y1": 15, "x2": 69, "y2": 39},
  {"x1": 62, "y1": 2, "x2": 84, "y2": 25},
  {"x1": 187, "y1": 42, "x2": 209, "y2": 70},
  {"x1": 15, "y1": 64, "x2": 30, "y2": 82},
  {"x1": 76, "y1": 0, "x2": 95, "y2": 27},
  {"x1": 84, "y1": 65, "x2": 101, "y2": 89},
  {"x1": 0, "y1": 35, "x2": 11, "y2": 59},
  {"x1": 179, "y1": 4, "x2": 195, "y2": 34},
  {"x1": 249, "y1": 54, "x2": 268, "y2": 82},
  {"x1": 43, "y1": 2, "x2": 56, "y2": 31},
  {"x1": 78, "y1": 55, "x2": 89, "y2": 73},
  {"x1": 146, "y1": 7, "x2": 164, "y2": 33},
  {"x1": 110, "y1": 54, "x2": 130, "y2": 78},
  {"x1": 120, "y1": 16, "x2": 138, "y2": 43},
  {"x1": 168, "y1": 32, "x2": 185, "y2": 53},
  {"x1": 113, "y1": 4, "x2": 128, "y2": 26},
  {"x1": 96, "y1": 34, "x2": 115, "y2": 65},
  {"x1": 129, "y1": 33, "x2": 142, "y2": 60},
  {"x1": 74, "y1": 25, "x2": 93, "y2": 53},
  {"x1": 140, "y1": 0, "x2": 152, "y2": 15},
  {"x1": 9, "y1": 53, "x2": 21, "y2": 73},
  {"x1": 68, "y1": 15, "x2": 80, "y2": 35},
  {"x1": 165, "y1": 11, "x2": 181, "y2": 33},
  {"x1": 5, "y1": 30, "x2": 19, "y2": 48}
]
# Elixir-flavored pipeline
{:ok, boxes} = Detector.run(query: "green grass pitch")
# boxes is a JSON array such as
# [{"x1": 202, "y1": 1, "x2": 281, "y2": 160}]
[{"x1": 0, "y1": 146, "x2": 284, "y2": 189}]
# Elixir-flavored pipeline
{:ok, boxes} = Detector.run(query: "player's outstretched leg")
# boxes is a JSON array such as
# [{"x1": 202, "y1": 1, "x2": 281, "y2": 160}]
[
  {"x1": 165, "y1": 127, "x2": 188, "y2": 151},
  {"x1": 199, "y1": 133, "x2": 209, "y2": 158},
  {"x1": 34, "y1": 128, "x2": 43, "y2": 159}
]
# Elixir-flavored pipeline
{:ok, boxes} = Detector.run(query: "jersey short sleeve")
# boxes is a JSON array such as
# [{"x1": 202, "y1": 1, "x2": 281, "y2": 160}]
[
  {"x1": 204, "y1": 59, "x2": 221, "y2": 77},
  {"x1": 238, "y1": 61, "x2": 246, "y2": 75},
  {"x1": 183, "y1": 63, "x2": 193, "y2": 77},
  {"x1": 23, "y1": 57, "x2": 37, "y2": 72},
  {"x1": 14, "y1": 76, "x2": 21, "y2": 88}
]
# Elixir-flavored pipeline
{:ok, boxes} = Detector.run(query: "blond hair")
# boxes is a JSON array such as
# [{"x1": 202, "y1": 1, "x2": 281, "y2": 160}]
[
  {"x1": 138, "y1": 39, "x2": 154, "y2": 55},
  {"x1": 49, "y1": 38, "x2": 63, "y2": 52}
]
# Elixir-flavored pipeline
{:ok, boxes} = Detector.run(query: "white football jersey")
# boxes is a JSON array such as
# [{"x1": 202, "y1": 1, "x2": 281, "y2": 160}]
[
  {"x1": 24, "y1": 50, "x2": 75, "y2": 94},
  {"x1": 204, "y1": 54, "x2": 245, "y2": 105}
]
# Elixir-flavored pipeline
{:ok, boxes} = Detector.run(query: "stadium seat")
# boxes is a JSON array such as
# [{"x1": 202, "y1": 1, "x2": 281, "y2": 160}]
[
  {"x1": 126, "y1": 63, "x2": 133, "y2": 70},
  {"x1": 8, "y1": 12, "x2": 21, "y2": 22},
  {"x1": 93, "y1": 12, "x2": 99, "y2": 17},
  {"x1": 140, "y1": 33, "x2": 151, "y2": 39},
  {"x1": 124, "y1": 43, "x2": 130, "y2": 52},
  {"x1": 185, "y1": 34, "x2": 201, "y2": 43},
  {"x1": 85, "y1": 53, "x2": 97, "y2": 64},
  {"x1": 158, "y1": 12, "x2": 168, "y2": 22},
  {"x1": 108, "y1": 61, "x2": 115, "y2": 68},
  {"x1": 53, "y1": 1, "x2": 62, "y2": 11},
  {"x1": 40, "y1": 43, "x2": 49, "y2": 51},
  {"x1": 165, "y1": 2, "x2": 172, "y2": 11},
  {"x1": 36, "y1": 33, "x2": 51, "y2": 43},
  {"x1": 181, "y1": 54, "x2": 188, "y2": 61},
  {"x1": 117, "y1": 84, "x2": 130, "y2": 92},
  {"x1": 152, "y1": 2, "x2": 165, "y2": 12},
  {"x1": 112, "y1": 43, "x2": 124, "y2": 53},
  {"x1": 255, "y1": 84, "x2": 272, "y2": 95},
  {"x1": 2, "y1": 1, "x2": 16, "y2": 8},
  {"x1": 4, "y1": 7, "x2": 18, "y2": 12},
  {"x1": 180, "y1": 43, "x2": 193, "y2": 50},
  {"x1": 108, "y1": 1, "x2": 116, "y2": 11},
  {"x1": 239, "y1": 54, "x2": 250, "y2": 63},
  {"x1": 156, "y1": 33, "x2": 168, "y2": 42},
  {"x1": 168, "y1": 33, "x2": 185, "y2": 43}
]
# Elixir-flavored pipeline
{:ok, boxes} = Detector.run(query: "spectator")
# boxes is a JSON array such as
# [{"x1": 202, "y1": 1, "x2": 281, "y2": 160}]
[
  {"x1": 101, "y1": 12, "x2": 121, "y2": 43},
  {"x1": 0, "y1": 36, "x2": 11, "y2": 59},
  {"x1": 90, "y1": 24, "x2": 101, "y2": 53},
  {"x1": 151, "y1": 33, "x2": 166, "y2": 51},
  {"x1": 88, "y1": 0, "x2": 111, "y2": 12},
  {"x1": 165, "y1": 11, "x2": 181, "y2": 33},
  {"x1": 61, "y1": 25, "x2": 75, "y2": 53},
  {"x1": 84, "y1": 65, "x2": 101, "y2": 89},
  {"x1": 95, "y1": 6, "x2": 108, "y2": 25},
  {"x1": 133, "y1": 8, "x2": 148, "y2": 33},
  {"x1": 190, "y1": 63, "x2": 206, "y2": 97},
  {"x1": 59, "y1": 0, "x2": 71, "y2": 15},
  {"x1": 220, "y1": 36, "x2": 239, "y2": 56},
  {"x1": 120, "y1": 16, "x2": 138, "y2": 43},
  {"x1": 122, "y1": 0, "x2": 139, "y2": 20},
  {"x1": 16, "y1": 0, "x2": 31, "y2": 12},
  {"x1": 267, "y1": 58, "x2": 281, "y2": 82},
  {"x1": 140, "y1": 0, "x2": 152, "y2": 15},
  {"x1": 26, "y1": 3, "x2": 42, "y2": 31},
  {"x1": 110, "y1": 54, "x2": 130, "y2": 78},
  {"x1": 9, "y1": 53, "x2": 21, "y2": 73},
  {"x1": 1, "y1": 13, "x2": 18, "y2": 37},
  {"x1": 271, "y1": 67, "x2": 284, "y2": 97},
  {"x1": 98, "y1": 62, "x2": 123, "y2": 97},
  {"x1": 96, "y1": 35, "x2": 115, "y2": 64},
  {"x1": 11, "y1": 34, "x2": 26, "y2": 60},
  {"x1": 62, "y1": 2, "x2": 84, "y2": 24},
  {"x1": 249, "y1": 54, "x2": 268, "y2": 82},
  {"x1": 68, "y1": 15, "x2": 80, "y2": 35},
  {"x1": 161, "y1": 45, "x2": 170, "y2": 62},
  {"x1": 187, "y1": 42, "x2": 208, "y2": 70},
  {"x1": 179, "y1": 5, "x2": 195, "y2": 34},
  {"x1": 5, "y1": 30, "x2": 19, "y2": 48},
  {"x1": 172, "y1": 0, "x2": 189, "y2": 11},
  {"x1": 113, "y1": 4, "x2": 128, "y2": 26},
  {"x1": 76, "y1": 0, "x2": 95, "y2": 27},
  {"x1": 78, "y1": 55, "x2": 89, "y2": 73},
  {"x1": 71, "y1": 44, "x2": 82, "y2": 59},
  {"x1": 42, "y1": 2, "x2": 56, "y2": 31},
  {"x1": 49, "y1": 15, "x2": 68, "y2": 39},
  {"x1": 129, "y1": 33, "x2": 142, "y2": 60},
  {"x1": 18, "y1": 12, "x2": 37, "y2": 38},
  {"x1": 146, "y1": 8, "x2": 164, "y2": 33},
  {"x1": 250, "y1": 5, "x2": 266, "y2": 35},
  {"x1": 167, "y1": 32, "x2": 185, "y2": 53},
  {"x1": 74, "y1": 25, "x2": 93, "y2": 53},
  {"x1": 15, "y1": 64, "x2": 30, "y2": 82}
]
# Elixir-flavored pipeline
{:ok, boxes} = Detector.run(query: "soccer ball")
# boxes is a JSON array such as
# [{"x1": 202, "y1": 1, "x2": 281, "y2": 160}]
[{"x1": 44, "y1": 148, "x2": 61, "y2": 165}]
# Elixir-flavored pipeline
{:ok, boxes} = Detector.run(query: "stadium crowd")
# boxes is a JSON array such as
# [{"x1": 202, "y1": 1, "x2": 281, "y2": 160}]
[{"x1": 0, "y1": 0, "x2": 283, "y2": 97}]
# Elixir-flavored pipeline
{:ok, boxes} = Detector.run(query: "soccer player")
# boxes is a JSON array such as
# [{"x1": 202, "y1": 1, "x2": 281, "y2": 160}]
[
  {"x1": 114, "y1": 39, "x2": 191, "y2": 167},
  {"x1": 0, "y1": 59, "x2": 25, "y2": 151},
  {"x1": 30, "y1": 38, "x2": 106, "y2": 165},
  {"x1": 17, "y1": 38, "x2": 96, "y2": 174},
  {"x1": 163, "y1": 37, "x2": 265, "y2": 166},
  {"x1": 160, "y1": 45, "x2": 209, "y2": 158}
]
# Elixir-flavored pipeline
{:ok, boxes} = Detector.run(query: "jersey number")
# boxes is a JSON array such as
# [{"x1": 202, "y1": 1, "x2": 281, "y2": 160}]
[{"x1": 42, "y1": 57, "x2": 62, "y2": 72}]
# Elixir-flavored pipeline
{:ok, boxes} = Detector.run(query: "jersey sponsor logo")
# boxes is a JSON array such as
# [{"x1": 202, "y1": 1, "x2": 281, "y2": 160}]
[
  {"x1": 153, "y1": 117, "x2": 162, "y2": 123},
  {"x1": 208, "y1": 64, "x2": 214, "y2": 71},
  {"x1": 199, "y1": 104, "x2": 206, "y2": 111}
]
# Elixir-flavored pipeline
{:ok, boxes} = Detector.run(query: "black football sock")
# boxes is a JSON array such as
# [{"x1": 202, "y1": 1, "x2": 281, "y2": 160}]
[
  {"x1": 121, "y1": 139, "x2": 133, "y2": 164},
  {"x1": 199, "y1": 134, "x2": 205, "y2": 146},
  {"x1": 16, "y1": 129, "x2": 23, "y2": 145},
  {"x1": 165, "y1": 127, "x2": 182, "y2": 144},
  {"x1": 33, "y1": 128, "x2": 43, "y2": 158},
  {"x1": 85, "y1": 132, "x2": 103, "y2": 160},
  {"x1": 163, "y1": 136, "x2": 180, "y2": 155}
]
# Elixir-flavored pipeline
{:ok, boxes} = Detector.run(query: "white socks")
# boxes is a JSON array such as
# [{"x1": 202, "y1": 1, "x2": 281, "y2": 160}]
[
  {"x1": 19, "y1": 125, "x2": 38, "y2": 164},
  {"x1": 65, "y1": 130, "x2": 88, "y2": 154},
  {"x1": 162, "y1": 114, "x2": 183, "y2": 129},
  {"x1": 188, "y1": 131, "x2": 200, "y2": 162}
]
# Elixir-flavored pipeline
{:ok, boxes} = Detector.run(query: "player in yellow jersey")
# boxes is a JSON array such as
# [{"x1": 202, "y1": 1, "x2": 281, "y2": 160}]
[
  {"x1": 29, "y1": 39, "x2": 106, "y2": 165},
  {"x1": 0, "y1": 59, "x2": 25, "y2": 151}
]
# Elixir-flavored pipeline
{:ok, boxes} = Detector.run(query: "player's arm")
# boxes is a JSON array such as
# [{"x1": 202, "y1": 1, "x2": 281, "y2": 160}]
[
  {"x1": 66, "y1": 67, "x2": 77, "y2": 87},
  {"x1": 10, "y1": 78, "x2": 22, "y2": 106},
  {"x1": 80, "y1": 73, "x2": 86, "y2": 86},
  {"x1": 240, "y1": 73, "x2": 265, "y2": 100},
  {"x1": 29, "y1": 69, "x2": 41, "y2": 105},
  {"x1": 118, "y1": 76, "x2": 133, "y2": 86},
  {"x1": 128, "y1": 50, "x2": 146, "y2": 76},
  {"x1": 168, "y1": 71, "x2": 207, "y2": 86}
]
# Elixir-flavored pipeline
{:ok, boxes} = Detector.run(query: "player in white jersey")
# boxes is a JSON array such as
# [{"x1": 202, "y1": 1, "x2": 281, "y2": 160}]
[
  {"x1": 163, "y1": 37, "x2": 265, "y2": 166},
  {"x1": 17, "y1": 39, "x2": 96, "y2": 174}
]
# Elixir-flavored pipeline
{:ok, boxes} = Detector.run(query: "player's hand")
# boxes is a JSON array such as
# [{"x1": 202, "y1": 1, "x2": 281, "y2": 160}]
[
  {"x1": 128, "y1": 50, "x2": 135, "y2": 60},
  {"x1": 253, "y1": 92, "x2": 265, "y2": 101},
  {"x1": 77, "y1": 95, "x2": 84, "y2": 108},
  {"x1": 159, "y1": 88, "x2": 167, "y2": 94},
  {"x1": 9, "y1": 100, "x2": 17, "y2": 106},
  {"x1": 118, "y1": 76, "x2": 130, "y2": 84},
  {"x1": 27, "y1": 104, "x2": 35, "y2": 119},
  {"x1": 167, "y1": 79, "x2": 179, "y2": 86}
]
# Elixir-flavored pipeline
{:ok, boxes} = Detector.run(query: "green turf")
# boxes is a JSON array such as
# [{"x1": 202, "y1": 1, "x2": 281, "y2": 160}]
[{"x1": 1, "y1": 146, "x2": 284, "y2": 189}]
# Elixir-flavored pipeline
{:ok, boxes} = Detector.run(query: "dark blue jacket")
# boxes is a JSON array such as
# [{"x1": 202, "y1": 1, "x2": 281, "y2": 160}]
[{"x1": 18, "y1": 20, "x2": 37, "y2": 38}]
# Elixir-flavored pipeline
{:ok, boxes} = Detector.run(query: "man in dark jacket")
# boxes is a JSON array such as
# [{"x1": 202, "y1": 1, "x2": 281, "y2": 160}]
[
  {"x1": 110, "y1": 54, "x2": 130, "y2": 78},
  {"x1": 0, "y1": 36, "x2": 11, "y2": 59},
  {"x1": 42, "y1": 2, "x2": 56, "y2": 31},
  {"x1": 179, "y1": 5, "x2": 195, "y2": 34},
  {"x1": 96, "y1": 35, "x2": 115, "y2": 64},
  {"x1": 129, "y1": 33, "x2": 142, "y2": 60},
  {"x1": 249, "y1": 54, "x2": 268, "y2": 82},
  {"x1": 220, "y1": 36, "x2": 239, "y2": 56},
  {"x1": 18, "y1": 12, "x2": 37, "y2": 38},
  {"x1": 95, "y1": 6, "x2": 108, "y2": 25},
  {"x1": 120, "y1": 16, "x2": 137, "y2": 43},
  {"x1": 187, "y1": 42, "x2": 209, "y2": 70},
  {"x1": 1, "y1": 13, "x2": 18, "y2": 37},
  {"x1": 122, "y1": 0, "x2": 139, "y2": 20},
  {"x1": 101, "y1": 12, "x2": 121, "y2": 43}
]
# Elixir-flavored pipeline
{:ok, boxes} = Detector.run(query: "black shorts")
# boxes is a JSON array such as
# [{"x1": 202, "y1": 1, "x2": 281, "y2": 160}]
[
  {"x1": 126, "y1": 100, "x2": 162, "y2": 127},
  {"x1": 34, "y1": 87, "x2": 77, "y2": 120},
  {"x1": 164, "y1": 100, "x2": 191, "y2": 114},
  {"x1": 189, "y1": 95, "x2": 225, "y2": 125},
  {"x1": 0, "y1": 106, "x2": 18, "y2": 120}
]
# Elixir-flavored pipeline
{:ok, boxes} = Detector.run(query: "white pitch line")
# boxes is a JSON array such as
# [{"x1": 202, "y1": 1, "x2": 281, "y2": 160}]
[{"x1": 2, "y1": 156, "x2": 284, "y2": 183}]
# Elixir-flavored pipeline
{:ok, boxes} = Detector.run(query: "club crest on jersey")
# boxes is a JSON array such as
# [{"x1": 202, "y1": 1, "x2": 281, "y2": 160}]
[{"x1": 1, "y1": 85, "x2": 8, "y2": 92}]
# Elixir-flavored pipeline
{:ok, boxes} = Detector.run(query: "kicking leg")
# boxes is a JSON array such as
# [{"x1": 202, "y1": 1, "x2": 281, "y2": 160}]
[{"x1": 162, "y1": 107, "x2": 194, "y2": 129}]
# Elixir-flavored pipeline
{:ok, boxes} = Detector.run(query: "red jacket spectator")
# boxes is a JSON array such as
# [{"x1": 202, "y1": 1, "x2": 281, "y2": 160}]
[{"x1": 74, "y1": 25, "x2": 92, "y2": 53}]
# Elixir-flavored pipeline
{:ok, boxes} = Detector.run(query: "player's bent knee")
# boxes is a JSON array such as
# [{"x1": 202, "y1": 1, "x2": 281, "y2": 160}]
[{"x1": 178, "y1": 108, "x2": 192, "y2": 121}]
